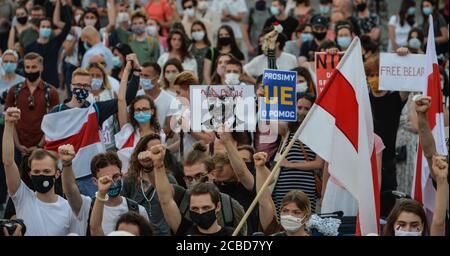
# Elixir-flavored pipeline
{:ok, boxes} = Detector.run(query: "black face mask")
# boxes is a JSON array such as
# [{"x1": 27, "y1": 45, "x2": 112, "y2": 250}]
[
  {"x1": 24, "y1": 70, "x2": 40, "y2": 83},
  {"x1": 190, "y1": 208, "x2": 217, "y2": 230},
  {"x1": 31, "y1": 175, "x2": 55, "y2": 194},
  {"x1": 218, "y1": 36, "x2": 232, "y2": 46},
  {"x1": 356, "y1": 2, "x2": 367, "y2": 12},
  {"x1": 17, "y1": 16, "x2": 28, "y2": 25},
  {"x1": 255, "y1": 0, "x2": 266, "y2": 11},
  {"x1": 313, "y1": 31, "x2": 327, "y2": 41}
]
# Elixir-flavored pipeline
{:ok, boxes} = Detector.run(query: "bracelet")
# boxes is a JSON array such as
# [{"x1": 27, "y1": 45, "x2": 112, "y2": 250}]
[
  {"x1": 95, "y1": 192, "x2": 109, "y2": 202},
  {"x1": 62, "y1": 162, "x2": 72, "y2": 167}
]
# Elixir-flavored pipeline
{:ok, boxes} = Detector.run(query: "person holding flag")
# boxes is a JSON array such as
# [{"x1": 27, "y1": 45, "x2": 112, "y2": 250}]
[{"x1": 41, "y1": 54, "x2": 141, "y2": 197}]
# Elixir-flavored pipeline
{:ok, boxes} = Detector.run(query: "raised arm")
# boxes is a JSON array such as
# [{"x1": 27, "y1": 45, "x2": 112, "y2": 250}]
[
  {"x1": 430, "y1": 155, "x2": 448, "y2": 236},
  {"x1": 105, "y1": 0, "x2": 117, "y2": 33},
  {"x1": 149, "y1": 145, "x2": 182, "y2": 233},
  {"x1": 90, "y1": 176, "x2": 113, "y2": 236},
  {"x1": 58, "y1": 144, "x2": 83, "y2": 216},
  {"x1": 217, "y1": 126, "x2": 254, "y2": 191},
  {"x1": 54, "y1": 1, "x2": 73, "y2": 47},
  {"x1": 2, "y1": 108, "x2": 22, "y2": 195},
  {"x1": 415, "y1": 96, "x2": 437, "y2": 179},
  {"x1": 52, "y1": 0, "x2": 65, "y2": 29},
  {"x1": 254, "y1": 152, "x2": 276, "y2": 232},
  {"x1": 118, "y1": 60, "x2": 132, "y2": 129}
]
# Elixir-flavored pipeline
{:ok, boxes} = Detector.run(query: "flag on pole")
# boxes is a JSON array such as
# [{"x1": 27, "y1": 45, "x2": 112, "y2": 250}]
[
  {"x1": 412, "y1": 15, "x2": 448, "y2": 215},
  {"x1": 297, "y1": 37, "x2": 380, "y2": 235},
  {"x1": 42, "y1": 106, "x2": 105, "y2": 178}
]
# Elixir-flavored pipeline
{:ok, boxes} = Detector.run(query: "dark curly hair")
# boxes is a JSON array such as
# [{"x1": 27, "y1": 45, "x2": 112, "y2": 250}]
[
  {"x1": 129, "y1": 95, "x2": 161, "y2": 133},
  {"x1": 115, "y1": 211, "x2": 154, "y2": 236}
]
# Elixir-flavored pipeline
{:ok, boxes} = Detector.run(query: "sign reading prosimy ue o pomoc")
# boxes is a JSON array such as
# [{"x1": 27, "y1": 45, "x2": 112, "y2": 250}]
[
  {"x1": 315, "y1": 52, "x2": 344, "y2": 95},
  {"x1": 379, "y1": 53, "x2": 427, "y2": 92},
  {"x1": 260, "y1": 69, "x2": 297, "y2": 122}
]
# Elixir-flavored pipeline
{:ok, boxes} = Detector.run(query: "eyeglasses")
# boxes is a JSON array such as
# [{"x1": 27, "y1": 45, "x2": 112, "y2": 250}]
[
  {"x1": 28, "y1": 95, "x2": 35, "y2": 109},
  {"x1": 135, "y1": 107, "x2": 151, "y2": 112},
  {"x1": 184, "y1": 172, "x2": 209, "y2": 183}
]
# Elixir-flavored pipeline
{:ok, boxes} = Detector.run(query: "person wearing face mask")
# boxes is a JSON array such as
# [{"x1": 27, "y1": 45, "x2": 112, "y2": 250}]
[
  {"x1": 111, "y1": 43, "x2": 133, "y2": 81},
  {"x1": 86, "y1": 62, "x2": 119, "y2": 152},
  {"x1": 420, "y1": 0, "x2": 448, "y2": 56},
  {"x1": 18, "y1": 5, "x2": 46, "y2": 50},
  {"x1": 4, "y1": 53, "x2": 59, "y2": 164},
  {"x1": 189, "y1": 21, "x2": 211, "y2": 84},
  {"x1": 7, "y1": 6, "x2": 30, "y2": 53},
  {"x1": 0, "y1": 50, "x2": 25, "y2": 109},
  {"x1": 162, "y1": 58, "x2": 184, "y2": 96},
  {"x1": 263, "y1": 0, "x2": 299, "y2": 40},
  {"x1": 224, "y1": 57, "x2": 247, "y2": 86},
  {"x1": 151, "y1": 143, "x2": 235, "y2": 236},
  {"x1": 388, "y1": 0, "x2": 416, "y2": 53},
  {"x1": 291, "y1": 66, "x2": 316, "y2": 95},
  {"x1": 2, "y1": 108, "x2": 80, "y2": 235},
  {"x1": 46, "y1": 55, "x2": 140, "y2": 197},
  {"x1": 334, "y1": 20, "x2": 355, "y2": 51},
  {"x1": 284, "y1": 23, "x2": 313, "y2": 57},
  {"x1": 299, "y1": 15, "x2": 329, "y2": 62},
  {"x1": 118, "y1": 133, "x2": 182, "y2": 236},
  {"x1": 354, "y1": 0, "x2": 380, "y2": 42},
  {"x1": 24, "y1": 1, "x2": 72, "y2": 88},
  {"x1": 114, "y1": 12, "x2": 161, "y2": 65},
  {"x1": 203, "y1": 25, "x2": 245, "y2": 85},
  {"x1": 146, "y1": 18, "x2": 168, "y2": 54},
  {"x1": 59, "y1": 147, "x2": 149, "y2": 236},
  {"x1": 272, "y1": 93, "x2": 324, "y2": 215},
  {"x1": 318, "y1": 0, "x2": 332, "y2": 17},
  {"x1": 406, "y1": 28, "x2": 425, "y2": 54},
  {"x1": 289, "y1": 0, "x2": 314, "y2": 26}
]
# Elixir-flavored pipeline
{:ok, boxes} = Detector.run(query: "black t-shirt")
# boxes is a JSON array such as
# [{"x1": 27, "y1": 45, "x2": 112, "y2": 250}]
[
  {"x1": 176, "y1": 217, "x2": 234, "y2": 236},
  {"x1": 215, "y1": 163, "x2": 259, "y2": 235},
  {"x1": 205, "y1": 47, "x2": 245, "y2": 76},
  {"x1": 369, "y1": 91, "x2": 407, "y2": 163},
  {"x1": 263, "y1": 16, "x2": 299, "y2": 40},
  {"x1": 299, "y1": 39, "x2": 320, "y2": 61}
]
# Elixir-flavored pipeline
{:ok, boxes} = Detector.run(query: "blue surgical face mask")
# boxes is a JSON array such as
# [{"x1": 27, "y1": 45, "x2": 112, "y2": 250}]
[
  {"x1": 319, "y1": 5, "x2": 331, "y2": 14},
  {"x1": 270, "y1": 6, "x2": 280, "y2": 16},
  {"x1": 407, "y1": 7, "x2": 416, "y2": 16},
  {"x1": 134, "y1": 111, "x2": 152, "y2": 123},
  {"x1": 107, "y1": 179, "x2": 123, "y2": 198},
  {"x1": 2, "y1": 62, "x2": 17, "y2": 73},
  {"x1": 301, "y1": 33, "x2": 313, "y2": 42},
  {"x1": 140, "y1": 78, "x2": 154, "y2": 90},
  {"x1": 84, "y1": 41, "x2": 91, "y2": 50},
  {"x1": 422, "y1": 7, "x2": 433, "y2": 16},
  {"x1": 91, "y1": 78, "x2": 103, "y2": 90},
  {"x1": 408, "y1": 38, "x2": 422, "y2": 49},
  {"x1": 39, "y1": 28, "x2": 52, "y2": 38},
  {"x1": 337, "y1": 36, "x2": 352, "y2": 49},
  {"x1": 112, "y1": 56, "x2": 122, "y2": 68}
]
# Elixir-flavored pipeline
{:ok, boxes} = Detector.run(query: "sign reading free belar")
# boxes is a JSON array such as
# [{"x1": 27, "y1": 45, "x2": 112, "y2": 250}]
[
  {"x1": 260, "y1": 69, "x2": 297, "y2": 122},
  {"x1": 379, "y1": 53, "x2": 427, "y2": 92}
]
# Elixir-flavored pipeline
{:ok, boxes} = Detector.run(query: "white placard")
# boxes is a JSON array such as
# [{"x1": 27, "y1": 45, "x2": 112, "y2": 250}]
[
  {"x1": 379, "y1": 53, "x2": 427, "y2": 92},
  {"x1": 190, "y1": 85, "x2": 256, "y2": 132}
]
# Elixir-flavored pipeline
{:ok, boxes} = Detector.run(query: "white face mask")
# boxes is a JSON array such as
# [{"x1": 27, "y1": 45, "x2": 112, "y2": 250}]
[
  {"x1": 280, "y1": 214, "x2": 306, "y2": 233},
  {"x1": 225, "y1": 73, "x2": 240, "y2": 85},
  {"x1": 394, "y1": 229, "x2": 422, "y2": 236},
  {"x1": 146, "y1": 25, "x2": 158, "y2": 36},
  {"x1": 296, "y1": 82, "x2": 308, "y2": 93}
]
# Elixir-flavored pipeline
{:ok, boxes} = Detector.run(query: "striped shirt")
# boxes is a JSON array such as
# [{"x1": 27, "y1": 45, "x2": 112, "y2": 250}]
[{"x1": 272, "y1": 132, "x2": 317, "y2": 215}]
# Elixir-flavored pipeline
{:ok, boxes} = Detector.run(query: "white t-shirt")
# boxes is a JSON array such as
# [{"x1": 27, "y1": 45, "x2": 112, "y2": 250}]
[
  {"x1": 157, "y1": 53, "x2": 198, "y2": 74},
  {"x1": 219, "y1": 0, "x2": 248, "y2": 39},
  {"x1": 108, "y1": 76, "x2": 120, "y2": 93},
  {"x1": 64, "y1": 27, "x2": 82, "y2": 66},
  {"x1": 78, "y1": 195, "x2": 149, "y2": 236},
  {"x1": 10, "y1": 181, "x2": 80, "y2": 236},
  {"x1": 244, "y1": 52, "x2": 299, "y2": 78},
  {"x1": 388, "y1": 15, "x2": 413, "y2": 52},
  {"x1": 137, "y1": 89, "x2": 176, "y2": 128}
]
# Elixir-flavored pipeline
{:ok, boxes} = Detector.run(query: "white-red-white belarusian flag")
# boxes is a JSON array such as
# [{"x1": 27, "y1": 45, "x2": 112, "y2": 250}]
[
  {"x1": 412, "y1": 15, "x2": 448, "y2": 216},
  {"x1": 297, "y1": 37, "x2": 380, "y2": 235},
  {"x1": 115, "y1": 123, "x2": 140, "y2": 173},
  {"x1": 42, "y1": 106, "x2": 105, "y2": 178}
]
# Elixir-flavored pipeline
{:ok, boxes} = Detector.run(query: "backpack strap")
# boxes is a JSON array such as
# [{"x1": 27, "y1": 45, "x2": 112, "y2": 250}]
[
  {"x1": 86, "y1": 197, "x2": 96, "y2": 236},
  {"x1": 13, "y1": 83, "x2": 23, "y2": 107},
  {"x1": 179, "y1": 188, "x2": 190, "y2": 216},
  {"x1": 43, "y1": 82, "x2": 51, "y2": 113},
  {"x1": 125, "y1": 197, "x2": 140, "y2": 213},
  {"x1": 220, "y1": 193, "x2": 234, "y2": 227}
]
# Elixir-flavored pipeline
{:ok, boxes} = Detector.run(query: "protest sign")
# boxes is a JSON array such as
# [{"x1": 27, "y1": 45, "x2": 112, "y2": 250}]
[
  {"x1": 260, "y1": 69, "x2": 297, "y2": 122},
  {"x1": 379, "y1": 53, "x2": 427, "y2": 92},
  {"x1": 190, "y1": 85, "x2": 256, "y2": 132},
  {"x1": 315, "y1": 52, "x2": 344, "y2": 95}
]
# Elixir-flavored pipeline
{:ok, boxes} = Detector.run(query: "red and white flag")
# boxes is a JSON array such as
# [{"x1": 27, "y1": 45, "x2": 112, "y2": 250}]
[
  {"x1": 297, "y1": 37, "x2": 380, "y2": 235},
  {"x1": 42, "y1": 106, "x2": 105, "y2": 178},
  {"x1": 114, "y1": 123, "x2": 140, "y2": 173},
  {"x1": 412, "y1": 15, "x2": 448, "y2": 216}
]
